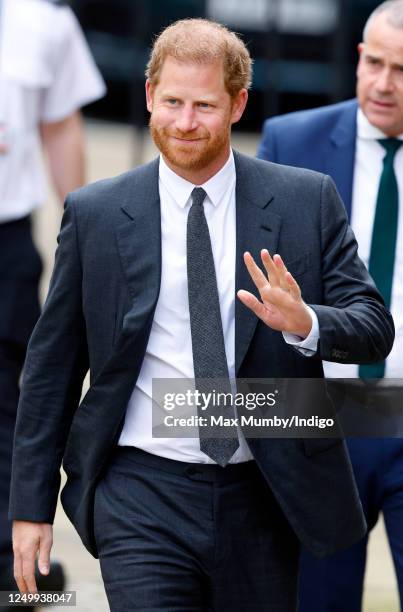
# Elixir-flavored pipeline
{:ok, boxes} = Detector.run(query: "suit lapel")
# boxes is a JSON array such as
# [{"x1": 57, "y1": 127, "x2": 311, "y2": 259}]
[
  {"x1": 326, "y1": 101, "x2": 358, "y2": 221},
  {"x1": 114, "y1": 157, "x2": 161, "y2": 343},
  {"x1": 234, "y1": 152, "x2": 282, "y2": 373},
  {"x1": 77, "y1": 159, "x2": 162, "y2": 436}
]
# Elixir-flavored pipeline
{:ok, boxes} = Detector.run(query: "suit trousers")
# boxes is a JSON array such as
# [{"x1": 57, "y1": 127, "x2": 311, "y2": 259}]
[
  {"x1": 0, "y1": 217, "x2": 42, "y2": 602},
  {"x1": 298, "y1": 438, "x2": 403, "y2": 612},
  {"x1": 94, "y1": 446, "x2": 300, "y2": 612}
]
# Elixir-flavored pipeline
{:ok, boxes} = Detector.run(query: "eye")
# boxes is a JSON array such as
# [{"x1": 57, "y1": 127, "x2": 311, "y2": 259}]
[
  {"x1": 166, "y1": 98, "x2": 178, "y2": 105},
  {"x1": 197, "y1": 102, "x2": 211, "y2": 109}
]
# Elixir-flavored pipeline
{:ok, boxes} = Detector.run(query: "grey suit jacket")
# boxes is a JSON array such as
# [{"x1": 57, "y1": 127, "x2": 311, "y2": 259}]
[{"x1": 9, "y1": 152, "x2": 394, "y2": 558}]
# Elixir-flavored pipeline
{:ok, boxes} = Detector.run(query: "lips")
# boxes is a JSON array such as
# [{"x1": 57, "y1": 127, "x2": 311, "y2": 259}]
[
  {"x1": 170, "y1": 136, "x2": 206, "y2": 142},
  {"x1": 370, "y1": 99, "x2": 396, "y2": 109}
]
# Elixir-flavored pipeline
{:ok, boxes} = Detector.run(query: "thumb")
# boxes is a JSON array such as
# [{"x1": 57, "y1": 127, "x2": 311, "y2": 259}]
[{"x1": 37, "y1": 534, "x2": 52, "y2": 576}]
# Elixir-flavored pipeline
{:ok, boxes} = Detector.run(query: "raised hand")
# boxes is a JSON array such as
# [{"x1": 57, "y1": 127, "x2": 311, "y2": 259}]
[{"x1": 237, "y1": 250, "x2": 312, "y2": 338}]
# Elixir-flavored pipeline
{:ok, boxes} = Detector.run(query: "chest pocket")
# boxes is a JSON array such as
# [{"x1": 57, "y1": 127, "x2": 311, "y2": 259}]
[{"x1": 284, "y1": 252, "x2": 312, "y2": 279}]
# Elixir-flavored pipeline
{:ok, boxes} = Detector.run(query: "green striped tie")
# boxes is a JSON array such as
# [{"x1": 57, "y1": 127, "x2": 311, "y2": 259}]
[{"x1": 359, "y1": 138, "x2": 402, "y2": 379}]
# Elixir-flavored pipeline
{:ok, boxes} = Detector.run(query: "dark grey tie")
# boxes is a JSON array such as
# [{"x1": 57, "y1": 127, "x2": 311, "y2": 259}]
[{"x1": 187, "y1": 187, "x2": 239, "y2": 466}]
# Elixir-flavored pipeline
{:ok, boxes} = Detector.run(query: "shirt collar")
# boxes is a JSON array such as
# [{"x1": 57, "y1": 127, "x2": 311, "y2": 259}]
[
  {"x1": 159, "y1": 150, "x2": 236, "y2": 209},
  {"x1": 357, "y1": 107, "x2": 403, "y2": 141}
]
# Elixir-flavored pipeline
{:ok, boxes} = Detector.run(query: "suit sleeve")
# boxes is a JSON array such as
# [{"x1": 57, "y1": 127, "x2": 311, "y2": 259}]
[
  {"x1": 311, "y1": 175, "x2": 395, "y2": 364},
  {"x1": 9, "y1": 195, "x2": 89, "y2": 523},
  {"x1": 257, "y1": 119, "x2": 277, "y2": 161}
]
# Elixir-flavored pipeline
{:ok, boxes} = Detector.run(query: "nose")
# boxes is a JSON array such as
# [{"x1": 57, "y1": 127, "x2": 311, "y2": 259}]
[
  {"x1": 375, "y1": 68, "x2": 394, "y2": 93},
  {"x1": 175, "y1": 105, "x2": 198, "y2": 133}
]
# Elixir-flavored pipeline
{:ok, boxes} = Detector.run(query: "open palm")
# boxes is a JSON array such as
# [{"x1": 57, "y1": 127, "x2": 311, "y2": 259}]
[{"x1": 237, "y1": 250, "x2": 312, "y2": 337}]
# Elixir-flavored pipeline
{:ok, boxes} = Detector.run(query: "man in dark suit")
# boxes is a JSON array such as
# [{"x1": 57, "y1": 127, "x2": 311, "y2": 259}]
[
  {"x1": 10, "y1": 18, "x2": 394, "y2": 612},
  {"x1": 258, "y1": 1, "x2": 403, "y2": 610}
]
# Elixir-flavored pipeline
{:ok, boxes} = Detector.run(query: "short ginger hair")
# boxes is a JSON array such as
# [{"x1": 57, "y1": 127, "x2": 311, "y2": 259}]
[{"x1": 145, "y1": 18, "x2": 253, "y2": 98}]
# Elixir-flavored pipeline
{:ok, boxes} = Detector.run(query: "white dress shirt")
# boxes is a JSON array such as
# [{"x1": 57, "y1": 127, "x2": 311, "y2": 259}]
[
  {"x1": 324, "y1": 109, "x2": 403, "y2": 378},
  {"x1": 119, "y1": 151, "x2": 320, "y2": 463},
  {"x1": 0, "y1": 0, "x2": 106, "y2": 221}
]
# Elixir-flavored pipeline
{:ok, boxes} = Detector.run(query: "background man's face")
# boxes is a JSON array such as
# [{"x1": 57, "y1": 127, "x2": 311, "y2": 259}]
[
  {"x1": 356, "y1": 13, "x2": 403, "y2": 136},
  {"x1": 146, "y1": 56, "x2": 247, "y2": 180}
]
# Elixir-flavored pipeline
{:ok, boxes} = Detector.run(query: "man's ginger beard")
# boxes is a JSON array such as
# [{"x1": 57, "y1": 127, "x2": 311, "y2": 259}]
[{"x1": 149, "y1": 112, "x2": 232, "y2": 172}]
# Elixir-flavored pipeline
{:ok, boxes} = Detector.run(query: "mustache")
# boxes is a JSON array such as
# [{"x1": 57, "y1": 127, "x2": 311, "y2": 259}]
[
  {"x1": 149, "y1": 121, "x2": 209, "y2": 141},
  {"x1": 166, "y1": 131, "x2": 209, "y2": 140}
]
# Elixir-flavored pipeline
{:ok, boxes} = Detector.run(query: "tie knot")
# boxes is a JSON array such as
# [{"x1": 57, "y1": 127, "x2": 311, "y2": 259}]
[
  {"x1": 191, "y1": 187, "x2": 207, "y2": 208},
  {"x1": 378, "y1": 138, "x2": 402, "y2": 159}
]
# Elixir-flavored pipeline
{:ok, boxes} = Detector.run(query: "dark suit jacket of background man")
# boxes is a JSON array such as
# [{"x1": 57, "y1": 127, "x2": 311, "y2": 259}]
[{"x1": 9, "y1": 151, "x2": 394, "y2": 560}]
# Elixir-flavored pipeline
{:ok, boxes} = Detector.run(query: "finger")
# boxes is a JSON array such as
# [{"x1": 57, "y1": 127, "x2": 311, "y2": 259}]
[
  {"x1": 14, "y1": 550, "x2": 28, "y2": 594},
  {"x1": 21, "y1": 551, "x2": 38, "y2": 593},
  {"x1": 243, "y1": 252, "x2": 269, "y2": 292},
  {"x1": 261, "y1": 250, "x2": 280, "y2": 287},
  {"x1": 38, "y1": 534, "x2": 52, "y2": 576},
  {"x1": 273, "y1": 254, "x2": 290, "y2": 288},
  {"x1": 237, "y1": 290, "x2": 272, "y2": 321},
  {"x1": 286, "y1": 271, "x2": 301, "y2": 300}
]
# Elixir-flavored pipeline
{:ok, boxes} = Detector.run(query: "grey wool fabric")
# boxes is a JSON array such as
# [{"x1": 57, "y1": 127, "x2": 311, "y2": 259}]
[{"x1": 187, "y1": 187, "x2": 239, "y2": 466}]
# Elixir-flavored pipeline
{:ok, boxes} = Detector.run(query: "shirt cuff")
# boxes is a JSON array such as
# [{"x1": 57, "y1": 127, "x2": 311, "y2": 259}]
[{"x1": 282, "y1": 306, "x2": 320, "y2": 356}]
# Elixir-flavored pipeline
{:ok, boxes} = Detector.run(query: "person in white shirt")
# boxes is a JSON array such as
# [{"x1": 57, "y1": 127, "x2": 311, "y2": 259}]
[
  {"x1": 258, "y1": 1, "x2": 403, "y2": 610},
  {"x1": 0, "y1": 0, "x2": 105, "y2": 603}
]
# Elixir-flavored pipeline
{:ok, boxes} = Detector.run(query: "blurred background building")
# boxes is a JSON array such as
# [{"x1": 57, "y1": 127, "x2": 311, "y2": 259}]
[{"x1": 69, "y1": 0, "x2": 381, "y2": 130}]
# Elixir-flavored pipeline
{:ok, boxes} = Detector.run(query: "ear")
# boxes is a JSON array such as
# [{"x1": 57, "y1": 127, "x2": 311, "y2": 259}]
[
  {"x1": 356, "y1": 42, "x2": 365, "y2": 76},
  {"x1": 145, "y1": 79, "x2": 154, "y2": 113},
  {"x1": 230, "y1": 89, "x2": 248, "y2": 125}
]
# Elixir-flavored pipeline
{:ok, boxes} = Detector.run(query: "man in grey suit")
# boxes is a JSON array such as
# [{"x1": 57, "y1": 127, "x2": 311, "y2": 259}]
[{"x1": 9, "y1": 18, "x2": 393, "y2": 612}]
